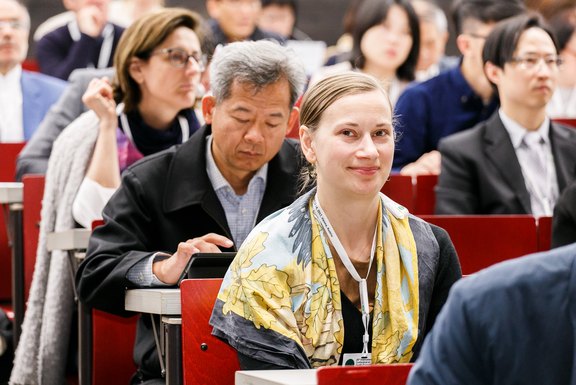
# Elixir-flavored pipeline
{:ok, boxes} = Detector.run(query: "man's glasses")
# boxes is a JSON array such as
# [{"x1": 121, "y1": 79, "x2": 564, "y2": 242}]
[
  {"x1": 0, "y1": 20, "x2": 28, "y2": 30},
  {"x1": 509, "y1": 55, "x2": 563, "y2": 71},
  {"x1": 152, "y1": 48, "x2": 207, "y2": 71}
]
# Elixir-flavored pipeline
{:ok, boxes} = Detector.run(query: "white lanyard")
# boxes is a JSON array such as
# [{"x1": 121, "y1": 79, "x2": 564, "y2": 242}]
[
  {"x1": 312, "y1": 194, "x2": 377, "y2": 356},
  {"x1": 116, "y1": 103, "x2": 190, "y2": 146}
]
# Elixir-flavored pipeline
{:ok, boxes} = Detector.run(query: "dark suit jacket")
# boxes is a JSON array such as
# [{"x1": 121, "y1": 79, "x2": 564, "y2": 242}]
[
  {"x1": 552, "y1": 180, "x2": 576, "y2": 247},
  {"x1": 408, "y1": 243, "x2": 576, "y2": 385},
  {"x1": 436, "y1": 112, "x2": 576, "y2": 214},
  {"x1": 75, "y1": 125, "x2": 302, "y2": 381}
]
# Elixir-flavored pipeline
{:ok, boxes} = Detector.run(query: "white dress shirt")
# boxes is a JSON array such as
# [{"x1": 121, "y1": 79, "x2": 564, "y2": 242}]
[
  {"x1": 499, "y1": 110, "x2": 559, "y2": 216},
  {"x1": 0, "y1": 65, "x2": 24, "y2": 143}
]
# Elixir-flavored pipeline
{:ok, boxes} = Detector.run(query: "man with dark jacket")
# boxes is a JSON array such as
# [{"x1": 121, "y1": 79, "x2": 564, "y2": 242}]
[{"x1": 75, "y1": 40, "x2": 306, "y2": 384}]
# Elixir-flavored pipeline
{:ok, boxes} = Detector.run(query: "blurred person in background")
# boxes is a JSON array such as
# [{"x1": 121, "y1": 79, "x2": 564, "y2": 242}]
[
  {"x1": 392, "y1": 0, "x2": 525, "y2": 176},
  {"x1": 411, "y1": 0, "x2": 458, "y2": 81},
  {"x1": 205, "y1": 0, "x2": 284, "y2": 45},
  {"x1": 11, "y1": 8, "x2": 205, "y2": 384},
  {"x1": 35, "y1": 0, "x2": 124, "y2": 80},
  {"x1": 258, "y1": 0, "x2": 310, "y2": 40},
  {"x1": 547, "y1": 6, "x2": 576, "y2": 118},
  {"x1": 311, "y1": 0, "x2": 420, "y2": 106},
  {"x1": 0, "y1": 0, "x2": 66, "y2": 143}
]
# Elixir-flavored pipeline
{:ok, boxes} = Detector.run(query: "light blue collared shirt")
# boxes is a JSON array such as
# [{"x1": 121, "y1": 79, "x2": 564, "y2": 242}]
[
  {"x1": 205, "y1": 135, "x2": 268, "y2": 247},
  {"x1": 126, "y1": 135, "x2": 268, "y2": 286}
]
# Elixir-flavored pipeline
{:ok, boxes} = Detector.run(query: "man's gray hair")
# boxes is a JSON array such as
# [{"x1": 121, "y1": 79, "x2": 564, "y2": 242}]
[
  {"x1": 210, "y1": 40, "x2": 307, "y2": 108},
  {"x1": 412, "y1": 0, "x2": 448, "y2": 33}
]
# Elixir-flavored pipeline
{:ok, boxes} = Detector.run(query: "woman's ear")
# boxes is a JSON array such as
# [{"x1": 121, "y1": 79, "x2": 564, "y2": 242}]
[
  {"x1": 299, "y1": 125, "x2": 316, "y2": 163},
  {"x1": 128, "y1": 58, "x2": 144, "y2": 84}
]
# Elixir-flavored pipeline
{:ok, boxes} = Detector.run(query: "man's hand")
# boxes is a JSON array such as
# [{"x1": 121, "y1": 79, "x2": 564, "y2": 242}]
[
  {"x1": 77, "y1": 4, "x2": 107, "y2": 37},
  {"x1": 152, "y1": 233, "x2": 234, "y2": 285},
  {"x1": 400, "y1": 150, "x2": 441, "y2": 177}
]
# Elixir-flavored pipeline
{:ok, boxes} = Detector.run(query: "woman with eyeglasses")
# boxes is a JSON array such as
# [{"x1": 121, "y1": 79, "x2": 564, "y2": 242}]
[{"x1": 69, "y1": 8, "x2": 205, "y2": 228}]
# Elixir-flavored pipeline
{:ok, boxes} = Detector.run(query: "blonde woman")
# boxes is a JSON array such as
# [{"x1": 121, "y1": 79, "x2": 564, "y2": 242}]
[{"x1": 211, "y1": 72, "x2": 461, "y2": 369}]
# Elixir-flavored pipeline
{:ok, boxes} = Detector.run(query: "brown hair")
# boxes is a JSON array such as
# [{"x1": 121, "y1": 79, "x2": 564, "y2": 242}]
[{"x1": 113, "y1": 8, "x2": 203, "y2": 112}]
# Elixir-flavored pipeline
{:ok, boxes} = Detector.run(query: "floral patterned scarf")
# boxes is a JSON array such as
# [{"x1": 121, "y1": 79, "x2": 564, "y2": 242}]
[{"x1": 211, "y1": 189, "x2": 419, "y2": 367}]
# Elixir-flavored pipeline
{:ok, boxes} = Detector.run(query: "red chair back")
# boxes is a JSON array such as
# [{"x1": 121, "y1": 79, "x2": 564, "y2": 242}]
[
  {"x1": 22, "y1": 175, "x2": 45, "y2": 302},
  {"x1": 181, "y1": 278, "x2": 240, "y2": 385},
  {"x1": 381, "y1": 175, "x2": 414, "y2": 212},
  {"x1": 553, "y1": 118, "x2": 576, "y2": 128},
  {"x1": 91, "y1": 310, "x2": 139, "y2": 385},
  {"x1": 317, "y1": 364, "x2": 413, "y2": 385},
  {"x1": 22, "y1": 59, "x2": 40, "y2": 72},
  {"x1": 0, "y1": 143, "x2": 25, "y2": 301},
  {"x1": 0, "y1": 142, "x2": 25, "y2": 182},
  {"x1": 414, "y1": 174, "x2": 438, "y2": 215},
  {"x1": 420, "y1": 215, "x2": 539, "y2": 275},
  {"x1": 537, "y1": 216, "x2": 552, "y2": 251}
]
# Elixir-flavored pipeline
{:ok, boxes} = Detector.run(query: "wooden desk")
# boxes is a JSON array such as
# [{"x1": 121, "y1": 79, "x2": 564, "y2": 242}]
[
  {"x1": 125, "y1": 288, "x2": 183, "y2": 385},
  {"x1": 0, "y1": 182, "x2": 24, "y2": 346}
]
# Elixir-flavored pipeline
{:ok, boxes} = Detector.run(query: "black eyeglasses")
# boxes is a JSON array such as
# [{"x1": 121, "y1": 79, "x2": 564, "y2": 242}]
[
  {"x1": 509, "y1": 55, "x2": 563, "y2": 71},
  {"x1": 151, "y1": 48, "x2": 207, "y2": 71}
]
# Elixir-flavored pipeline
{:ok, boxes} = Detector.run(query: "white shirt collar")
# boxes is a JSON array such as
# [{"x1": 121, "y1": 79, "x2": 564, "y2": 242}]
[
  {"x1": 499, "y1": 109, "x2": 550, "y2": 149},
  {"x1": 0, "y1": 64, "x2": 22, "y2": 85},
  {"x1": 205, "y1": 135, "x2": 268, "y2": 193}
]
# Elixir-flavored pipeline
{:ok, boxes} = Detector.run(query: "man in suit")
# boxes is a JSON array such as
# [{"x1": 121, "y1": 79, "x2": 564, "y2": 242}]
[
  {"x1": 0, "y1": 0, "x2": 66, "y2": 144},
  {"x1": 408, "y1": 242, "x2": 576, "y2": 385},
  {"x1": 392, "y1": 0, "x2": 525, "y2": 176},
  {"x1": 435, "y1": 14, "x2": 576, "y2": 216},
  {"x1": 75, "y1": 40, "x2": 306, "y2": 384},
  {"x1": 16, "y1": 67, "x2": 113, "y2": 180},
  {"x1": 36, "y1": 0, "x2": 124, "y2": 80},
  {"x1": 205, "y1": 0, "x2": 284, "y2": 46}
]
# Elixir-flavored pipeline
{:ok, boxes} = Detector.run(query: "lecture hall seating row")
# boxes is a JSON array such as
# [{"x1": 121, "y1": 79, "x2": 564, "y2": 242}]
[{"x1": 2, "y1": 144, "x2": 558, "y2": 385}]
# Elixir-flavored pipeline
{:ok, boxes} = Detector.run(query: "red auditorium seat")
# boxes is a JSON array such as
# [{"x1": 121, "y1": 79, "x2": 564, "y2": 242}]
[
  {"x1": 420, "y1": 215, "x2": 539, "y2": 275},
  {"x1": 413, "y1": 174, "x2": 438, "y2": 215},
  {"x1": 317, "y1": 364, "x2": 413, "y2": 385},
  {"x1": 537, "y1": 216, "x2": 552, "y2": 252},
  {"x1": 22, "y1": 175, "x2": 44, "y2": 302},
  {"x1": 181, "y1": 278, "x2": 239, "y2": 385},
  {"x1": 381, "y1": 174, "x2": 414, "y2": 212}
]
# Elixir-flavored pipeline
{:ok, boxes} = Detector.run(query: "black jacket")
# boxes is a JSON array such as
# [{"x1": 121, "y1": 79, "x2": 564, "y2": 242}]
[
  {"x1": 436, "y1": 112, "x2": 576, "y2": 214},
  {"x1": 76, "y1": 125, "x2": 302, "y2": 380}
]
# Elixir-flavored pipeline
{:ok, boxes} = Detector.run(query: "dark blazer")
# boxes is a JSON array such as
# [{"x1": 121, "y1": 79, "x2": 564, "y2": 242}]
[
  {"x1": 436, "y1": 112, "x2": 576, "y2": 214},
  {"x1": 75, "y1": 125, "x2": 302, "y2": 381},
  {"x1": 552, "y1": 180, "x2": 576, "y2": 248},
  {"x1": 408, "y1": 243, "x2": 576, "y2": 385},
  {"x1": 36, "y1": 22, "x2": 124, "y2": 80}
]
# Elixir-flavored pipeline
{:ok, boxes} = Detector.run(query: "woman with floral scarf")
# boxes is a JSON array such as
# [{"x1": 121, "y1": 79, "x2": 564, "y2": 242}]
[{"x1": 210, "y1": 72, "x2": 461, "y2": 369}]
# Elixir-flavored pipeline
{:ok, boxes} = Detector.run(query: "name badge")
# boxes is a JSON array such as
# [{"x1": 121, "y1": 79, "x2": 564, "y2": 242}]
[{"x1": 342, "y1": 353, "x2": 372, "y2": 366}]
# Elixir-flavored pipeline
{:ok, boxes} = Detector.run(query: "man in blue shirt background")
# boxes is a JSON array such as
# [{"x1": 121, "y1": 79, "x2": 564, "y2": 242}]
[{"x1": 392, "y1": 0, "x2": 525, "y2": 176}]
